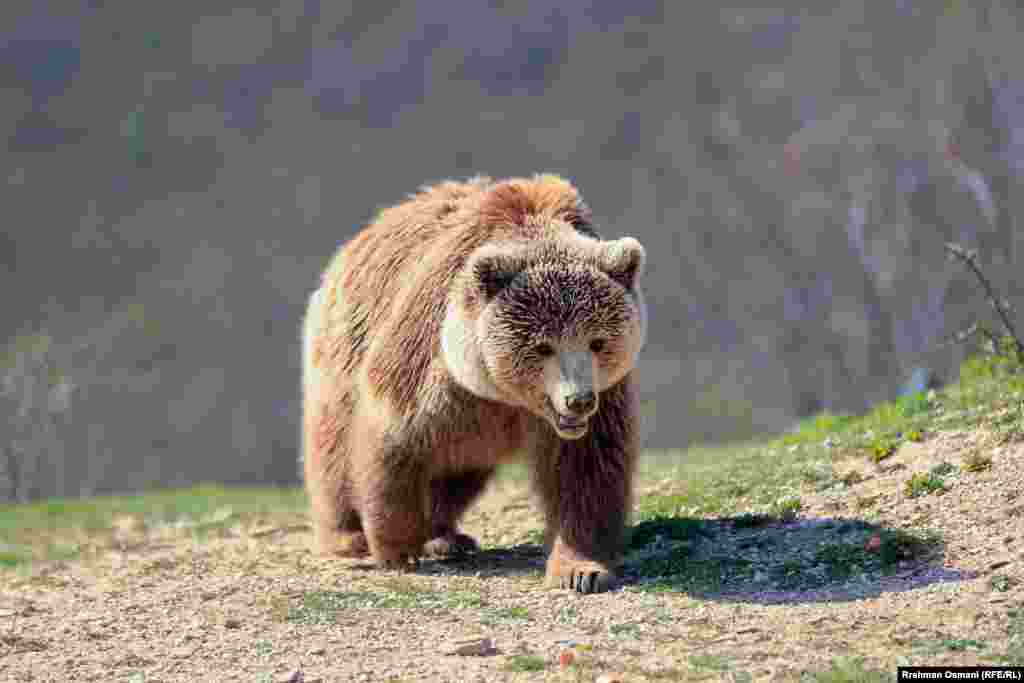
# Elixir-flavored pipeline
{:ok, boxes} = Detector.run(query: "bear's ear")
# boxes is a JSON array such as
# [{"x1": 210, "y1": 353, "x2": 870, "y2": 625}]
[
  {"x1": 599, "y1": 237, "x2": 646, "y2": 290},
  {"x1": 469, "y1": 248, "x2": 527, "y2": 301}
]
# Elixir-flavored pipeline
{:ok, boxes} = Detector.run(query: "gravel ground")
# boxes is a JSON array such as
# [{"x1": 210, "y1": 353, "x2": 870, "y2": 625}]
[{"x1": 1, "y1": 430, "x2": 1022, "y2": 682}]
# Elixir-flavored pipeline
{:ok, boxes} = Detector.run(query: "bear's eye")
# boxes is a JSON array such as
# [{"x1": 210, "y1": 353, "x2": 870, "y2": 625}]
[
  {"x1": 535, "y1": 343, "x2": 555, "y2": 357},
  {"x1": 589, "y1": 339, "x2": 607, "y2": 353}
]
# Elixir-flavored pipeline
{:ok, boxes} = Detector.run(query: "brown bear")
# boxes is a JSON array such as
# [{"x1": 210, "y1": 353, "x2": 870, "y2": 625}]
[{"x1": 301, "y1": 174, "x2": 646, "y2": 593}]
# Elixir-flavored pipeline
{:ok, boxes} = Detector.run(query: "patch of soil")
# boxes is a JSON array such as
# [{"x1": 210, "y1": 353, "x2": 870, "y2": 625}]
[{"x1": 1, "y1": 432, "x2": 1022, "y2": 681}]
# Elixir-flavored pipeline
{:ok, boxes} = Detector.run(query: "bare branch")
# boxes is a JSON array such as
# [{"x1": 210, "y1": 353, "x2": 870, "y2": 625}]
[{"x1": 944, "y1": 242, "x2": 1024, "y2": 362}]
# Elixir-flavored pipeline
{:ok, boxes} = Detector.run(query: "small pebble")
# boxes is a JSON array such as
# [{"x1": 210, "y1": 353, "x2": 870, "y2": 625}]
[
  {"x1": 864, "y1": 535, "x2": 882, "y2": 553},
  {"x1": 441, "y1": 637, "x2": 495, "y2": 656}
]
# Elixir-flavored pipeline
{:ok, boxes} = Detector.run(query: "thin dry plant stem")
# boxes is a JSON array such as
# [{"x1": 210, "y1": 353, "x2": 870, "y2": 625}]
[{"x1": 944, "y1": 242, "x2": 1024, "y2": 361}]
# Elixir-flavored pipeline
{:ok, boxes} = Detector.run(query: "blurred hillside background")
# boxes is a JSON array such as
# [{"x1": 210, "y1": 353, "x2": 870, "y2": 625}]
[{"x1": 2, "y1": 1, "x2": 1023, "y2": 502}]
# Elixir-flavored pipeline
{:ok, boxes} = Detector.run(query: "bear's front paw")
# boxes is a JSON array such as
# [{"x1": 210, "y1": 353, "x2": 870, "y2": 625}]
[
  {"x1": 546, "y1": 560, "x2": 617, "y2": 594},
  {"x1": 423, "y1": 532, "x2": 480, "y2": 558}
]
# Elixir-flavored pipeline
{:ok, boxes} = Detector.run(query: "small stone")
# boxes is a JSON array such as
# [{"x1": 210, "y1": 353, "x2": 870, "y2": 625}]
[
  {"x1": 171, "y1": 647, "x2": 192, "y2": 659},
  {"x1": 596, "y1": 674, "x2": 625, "y2": 683},
  {"x1": 279, "y1": 671, "x2": 304, "y2": 683},
  {"x1": 224, "y1": 618, "x2": 242, "y2": 629},
  {"x1": 441, "y1": 637, "x2": 495, "y2": 656},
  {"x1": 989, "y1": 557, "x2": 1013, "y2": 571},
  {"x1": 307, "y1": 646, "x2": 327, "y2": 656}
]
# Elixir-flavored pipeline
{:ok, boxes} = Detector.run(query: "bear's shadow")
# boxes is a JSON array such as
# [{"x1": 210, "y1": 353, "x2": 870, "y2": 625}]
[
  {"x1": 348, "y1": 543, "x2": 546, "y2": 579},
  {"x1": 366, "y1": 515, "x2": 975, "y2": 605}
]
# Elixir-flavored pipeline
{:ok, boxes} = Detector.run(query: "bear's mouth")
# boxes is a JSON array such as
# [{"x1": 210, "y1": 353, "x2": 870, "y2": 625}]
[{"x1": 545, "y1": 398, "x2": 589, "y2": 440}]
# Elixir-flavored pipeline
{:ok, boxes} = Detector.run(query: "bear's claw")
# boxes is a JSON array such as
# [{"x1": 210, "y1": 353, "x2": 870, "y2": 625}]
[
  {"x1": 547, "y1": 560, "x2": 616, "y2": 594},
  {"x1": 561, "y1": 568, "x2": 614, "y2": 593}
]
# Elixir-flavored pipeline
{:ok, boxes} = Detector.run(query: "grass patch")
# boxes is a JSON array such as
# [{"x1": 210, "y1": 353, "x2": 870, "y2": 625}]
[
  {"x1": 0, "y1": 548, "x2": 32, "y2": 568},
  {"x1": 521, "y1": 528, "x2": 545, "y2": 545},
  {"x1": 609, "y1": 622, "x2": 641, "y2": 637},
  {"x1": 804, "y1": 657, "x2": 893, "y2": 682},
  {"x1": 484, "y1": 606, "x2": 531, "y2": 622},
  {"x1": 0, "y1": 484, "x2": 306, "y2": 535},
  {"x1": 638, "y1": 340, "x2": 1023, "y2": 522},
  {"x1": 990, "y1": 575, "x2": 1021, "y2": 593},
  {"x1": 962, "y1": 451, "x2": 993, "y2": 472},
  {"x1": 688, "y1": 653, "x2": 732, "y2": 671},
  {"x1": 903, "y1": 472, "x2": 947, "y2": 498},
  {"x1": 0, "y1": 484, "x2": 307, "y2": 566},
  {"x1": 285, "y1": 587, "x2": 484, "y2": 624},
  {"x1": 287, "y1": 591, "x2": 415, "y2": 623},
  {"x1": 897, "y1": 391, "x2": 932, "y2": 418},
  {"x1": 503, "y1": 654, "x2": 546, "y2": 672},
  {"x1": 917, "y1": 638, "x2": 987, "y2": 654},
  {"x1": 868, "y1": 438, "x2": 899, "y2": 464},
  {"x1": 769, "y1": 495, "x2": 803, "y2": 521},
  {"x1": 1003, "y1": 609, "x2": 1024, "y2": 665}
]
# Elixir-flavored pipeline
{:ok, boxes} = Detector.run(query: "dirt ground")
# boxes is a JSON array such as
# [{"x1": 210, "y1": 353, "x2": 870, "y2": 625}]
[{"x1": 1, "y1": 430, "x2": 1022, "y2": 682}]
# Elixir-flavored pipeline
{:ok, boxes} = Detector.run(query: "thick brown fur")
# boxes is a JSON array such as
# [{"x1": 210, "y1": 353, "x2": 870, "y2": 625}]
[{"x1": 302, "y1": 174, "x2": 645, "y2": 592}]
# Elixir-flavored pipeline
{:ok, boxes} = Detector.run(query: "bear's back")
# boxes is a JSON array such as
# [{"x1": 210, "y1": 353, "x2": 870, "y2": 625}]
[{"x1": 316, "y1": 175, "x2": 594, "y2": 415}]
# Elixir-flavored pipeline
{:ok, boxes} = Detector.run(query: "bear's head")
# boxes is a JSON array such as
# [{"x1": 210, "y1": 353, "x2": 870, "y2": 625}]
[{"x1": 444, "y1": 235, "x2": 646, "y2": 440}]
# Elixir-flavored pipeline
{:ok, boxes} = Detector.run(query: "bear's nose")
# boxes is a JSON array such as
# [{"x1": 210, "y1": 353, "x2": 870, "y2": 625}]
[{"x1": 565, "y1": 390, "x2": 597, "y2": 416}]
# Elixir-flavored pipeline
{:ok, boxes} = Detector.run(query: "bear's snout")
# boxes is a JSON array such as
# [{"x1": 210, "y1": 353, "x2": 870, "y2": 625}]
[{"x1": 565, "y1": 390, "x2": 597, "y2": 416}]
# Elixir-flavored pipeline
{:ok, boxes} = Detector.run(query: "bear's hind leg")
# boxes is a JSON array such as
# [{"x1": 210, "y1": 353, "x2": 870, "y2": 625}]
[
  {"x1": 302, "y1": 288, "x2": 369, "y2": 557},
  {"x1": 354, "y1": 425, "x2": 433, "y2": 569},
  {"x1": 303, "y1": 403, "x2": 368, "y2": 557},
  {"x1": 423, "y1": 468, "x2": 494, "y2": 557},
  {"x1": 311, "y1": 498, "x2": 369, "y2": 558},
  {"x1": 305, "y1": 459, "x2": 369, "y2": 557}
]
